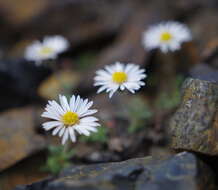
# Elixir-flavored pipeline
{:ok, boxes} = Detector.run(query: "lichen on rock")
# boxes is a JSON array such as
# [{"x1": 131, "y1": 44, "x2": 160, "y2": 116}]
[{"x1": 169, "y1": 78, "x2": 218, "y2": 155}]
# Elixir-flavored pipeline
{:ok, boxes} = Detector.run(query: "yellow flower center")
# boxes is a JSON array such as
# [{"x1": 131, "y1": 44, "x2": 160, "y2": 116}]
[
  {"x1": 112, "y1": 72, "x2": 127, "y2": 84},
  {"x1": 39, "y1": 47, "x2": 54, "y2": 55},
  {"x1": 160, "y1": 32, "x2": 172, "y2": 42},
  {"x1": 61, "y1": 111, "x2": 79, "y2": 126}
]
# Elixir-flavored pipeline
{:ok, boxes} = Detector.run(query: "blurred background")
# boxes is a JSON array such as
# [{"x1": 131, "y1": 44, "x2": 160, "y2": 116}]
[{"x1": 1, "y1": 0, "x2": 218, "y2": 189}]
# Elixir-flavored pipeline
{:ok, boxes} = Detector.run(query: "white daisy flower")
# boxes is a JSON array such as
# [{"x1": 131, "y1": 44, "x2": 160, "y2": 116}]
[
  {"x1": 142, "y1": 21, "x2": 192, "y2": 53},
  {"x1": 94, "y1": 62, "x2": 146, "y2": 98},
  {"x1": 24, "y1": 35, "x2": 69, "y2": 63},
  {"x1": 41, "y1": 95, "x2": 100, "y2": 145}
]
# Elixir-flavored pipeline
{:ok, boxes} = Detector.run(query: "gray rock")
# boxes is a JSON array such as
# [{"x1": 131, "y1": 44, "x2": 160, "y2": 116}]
[
  {"x1": 169, "y1": 78, "x2": 218, "y2": 155},
  {"x1": 189, "y1": 63, "x2": 218, "y2": 83},
  {"x1": 14, "y1": 152, "x2": 216, "y2": 190},
  {"x1": 0, "y1": 59, "x2": 50, "y2": 110}
]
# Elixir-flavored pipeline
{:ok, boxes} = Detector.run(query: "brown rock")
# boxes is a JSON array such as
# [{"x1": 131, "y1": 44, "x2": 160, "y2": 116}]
[
  {"x1": 200, "y1": 37, "x2": 218, "y2": 69},
  {"x1": 0, "y1": 152, "x2": 48, "y2": 190},
  {"x1": 189, "y1": 9, "x2": 218, "y2": 52},
  {"x1": 0, "y1": 0, "x2": 49, "y2": 26},
  {"x1": 12, "y1": 0, "x2": 133, "y2": 45},
  {"x1": 0, "y1": 107, "x2": 45, "y2": 171},
  {"x1": 169, "y1": 78, "x2": 218, "y2": 155},
  {"x1": 1, "y1": 0, "x2": 133, "y2": 57},
  {"x1": 38, "y1": 70, "x2": 81, "y2": 100}
]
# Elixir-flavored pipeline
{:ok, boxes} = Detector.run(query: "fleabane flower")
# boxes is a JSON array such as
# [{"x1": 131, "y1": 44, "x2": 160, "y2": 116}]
[
  {"x1": 142, "y1": 21, "x2": 192, "y2": 53},
  {"x1": 41, "y1": 95, "x2": 100, "y2": 145},
  {"x1": 24, "y1": 35, "x2": 69, "y2": 63},
  {"x1": 94, "y1": 62, "x2": 146, "y2": 98}
]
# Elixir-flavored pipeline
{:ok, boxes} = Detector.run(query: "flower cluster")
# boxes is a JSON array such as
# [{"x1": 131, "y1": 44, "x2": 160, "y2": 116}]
[
  {"x1": 41, "y1": 61, "x2": 146, "y2": 144},
  {"x1": 39, "y1": 20, "x2": 192, "y2": 145}
]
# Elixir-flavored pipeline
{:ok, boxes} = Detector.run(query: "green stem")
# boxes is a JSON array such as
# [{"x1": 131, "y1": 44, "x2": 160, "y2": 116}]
[{"x1": 63, "y1": 140, "x2": 71, "y2": 153}]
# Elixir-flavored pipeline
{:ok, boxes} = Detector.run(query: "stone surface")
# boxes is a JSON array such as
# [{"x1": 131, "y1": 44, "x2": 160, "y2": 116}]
[
  {"x1": 189, "y1": 8, "x2": 218, "y2": 52},
  {"x1": 0, "y1": 106, "x2": 45, "y2": 171},
  {"x1": 0, "y1": 59, "x2": 50, "y2": 110},
  {"x1": 0, "y1": 59, "x2": 50, "y2": 96},
  {"x1": 189, "y1": 63, "x2": 218, "y2": 83},
  {"x1": 0, "y1": 152, "x2": 49, "y2": 190},
  {"x1": 38, "y1": 70, "x2": 80, "y2": 100},
  {"x1": 15, "y1": 152, "x2": 216, "y2": 190},
  {"x1": 0, "y1": 0, "x2": 49, "y2": 25},
  {"x1": 3, "y1": 0, "x2": 132, "y2": 51},
  {"x1": 169, "y1": 78, "x2": 218, "y2": 155}
]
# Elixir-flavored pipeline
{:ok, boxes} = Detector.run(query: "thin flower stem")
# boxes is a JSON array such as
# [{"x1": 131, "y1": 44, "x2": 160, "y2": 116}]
[{"x1": 63, "y1": 140, "x2": 71, "y2": 153}]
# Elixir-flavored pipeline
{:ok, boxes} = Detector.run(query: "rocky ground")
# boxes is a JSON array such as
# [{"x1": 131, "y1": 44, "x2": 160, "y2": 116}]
[
  {"x1": 14, "y1": 152, "x2": 217, "y2": 190},
  {"x1": 14, "y1": 78, "x2": 218, "y2": 190},
  {"x1": 0, "y1": 0, "x2": 218, "y2": 190}
]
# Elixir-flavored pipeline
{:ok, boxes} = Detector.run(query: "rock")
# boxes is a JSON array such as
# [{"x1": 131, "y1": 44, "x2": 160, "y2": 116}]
[
  {"x1": 0, "y1": 59, "x2": 50, "y2": 110},
  {"x1": 14, "y1": 152, "x2": 216, "y2": 190},
  {"x1": 0, "y1": 106, "x2": 45, "y2": 171},
  {"x1": 0, "y1": 152, "x2": 49, "y2": 190},
  {"x1": 169, "y1": 78, "x2": 218, "y2": 155},
  {"x1": 189, "y1": 8, "x2": 218, "y2": 52},
  {"x1": 201, "y1": 38, "x2": 218, "y2": 69},
  {"x1": 167, "y1": 0, "x2": 216, "y2": 16},
  {"x1": 0, "y1": 0, "x2": 145, "y2": 61},
  {"x1": 0, "y1": 0, "x2": 50, "y2": 26},
  {"x1": 4, "y1": 0, "x2": 133, "y2": 52},
  {"x1": 189, "y1": 63, "x2": 218, "y2": 83},
  {"x1": 38, "y1": 70, "x2": 80, "y2": 100}
]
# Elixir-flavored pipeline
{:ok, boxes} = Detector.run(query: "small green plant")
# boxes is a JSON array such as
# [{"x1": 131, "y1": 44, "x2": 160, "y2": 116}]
[
  {"x1": 41, "y1": 145, "x2": 75, "y2": 175},
  {"x1": 155, "y1": 75, "x2": 183, "y2": 110},
  {"x1": 80, "y1": 126, "x2": 108, "y2": 143},
  {"x1": 76, "y1": 52, "x2": 97, "y2": 70},
  {"x1": 122, "y1": 97, "x2": 153, "y2": 133}
]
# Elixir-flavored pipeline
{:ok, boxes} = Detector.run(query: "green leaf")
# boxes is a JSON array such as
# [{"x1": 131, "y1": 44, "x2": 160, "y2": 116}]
[
  {"x1": 123, "y1": 97, "x2": 153, "y2": 133},
  {"x1": 79, "y1": 126, "x2": 108, "y2": 143},
  {"x1": 41, "y1": 145, "x2": 75, "y2": 175}
]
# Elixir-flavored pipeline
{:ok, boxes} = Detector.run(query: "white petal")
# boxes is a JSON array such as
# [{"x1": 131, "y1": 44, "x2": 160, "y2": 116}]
[
  {"x1": 59, "y1": 127, "x2": 66, "y2": 137},
  {"x1": 120, "y1": 85, "x2": 125, "y2": 91},
  {"x1": 68, "y1": 127, "x2": 76, "y2": 142},
  {"x1": 61, "y1": 128, "x2": 69, "y2": 145},
  {"x1": 50, "y1": 100, "x2": 65, "y2": 115},
  {"x1": 80, "y1": 116, "x2": 99, "y2": 123},
  {"x1": 76, "y1": 98, "x2": 89, "y2": 115},
  {"x1": 52, "y1": 126, "x2": 62, "y2": 136},
  {"x1": 109, "y1": 90, "x2": 115, "y2": 98},
  {"x1": 69, "y1": 95, "x2": 76, "y2": 111},
  {"x1": 59, "y1": 95, "x2": 70, "y2": 111},
  {"x1": 73, "y1": 95, "x2": 81, "y2": 112},
  {"x1": 80, "y1": 125, "x2": 98, "y2": 132},
  {"x1": 74, "y1": 124, "x2": 83, "y2": 134},
  {"x1": 77, "y1": 125, "x2": 91, "y2": 136},
  {"x1": 41, "y1": 112, "x2": 60, "y2": 120},
  {"x1": 97, "y1": 85, "x2": 108, "y2": 93},
  {"x1": 79, "y1": 109, "x2": 98, "y2": 117},
  {"x1": 42, "y1": 121, "x2": 62, "y2": 130},
  {"x1": 79, "y1": 122, "x2": 101, "y2": 127},
  {"x1": 45, "y1": 106, "x2": 61, "y2": 119}
]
